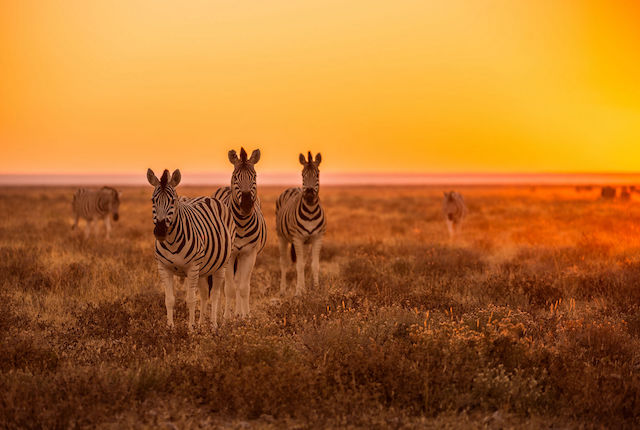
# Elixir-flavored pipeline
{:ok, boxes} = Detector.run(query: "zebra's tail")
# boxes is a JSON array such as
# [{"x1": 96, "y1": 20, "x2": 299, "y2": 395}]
[
  {"x1": 233, "y1": 256, "x2": 238, "y2": 275},
  {"x1": 290, "y1": 244, "x2": 296, "y2": 263},
  {"x1": 207, "y1": 276, "x2": 213, "y2": 296}
]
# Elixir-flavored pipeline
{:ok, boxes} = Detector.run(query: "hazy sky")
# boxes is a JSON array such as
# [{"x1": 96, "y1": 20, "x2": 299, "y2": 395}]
[{"x1": 2, "y1": 1, "x2": 640, "y2": 175}]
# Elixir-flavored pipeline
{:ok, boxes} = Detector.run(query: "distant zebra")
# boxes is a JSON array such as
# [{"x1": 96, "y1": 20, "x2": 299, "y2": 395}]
[
  {"x1": 72, "y1": 187, "x2": 121, "y2": 239},
  {"x1": 442, "y1": 191, "x2": 467, "y2": 239},
  {"x1": 147, "y1": 168, "x2": 235, "y2": 329},
  {"x1": 276, "y1": 152, "x2": 326, "y2": 296},
  {"x1": 213, "y1": 148, "x2": 267, "y2": 318}
]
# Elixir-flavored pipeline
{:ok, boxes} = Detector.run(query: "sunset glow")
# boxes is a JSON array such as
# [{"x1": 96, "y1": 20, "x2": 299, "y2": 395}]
[{"x1": 2, "y1": 1, "x2": 640, "y2": 176}]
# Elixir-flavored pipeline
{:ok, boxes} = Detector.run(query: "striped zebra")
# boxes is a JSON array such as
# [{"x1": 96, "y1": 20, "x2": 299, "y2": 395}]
[
  {"x1": 276, "y1": 152, "x2": 326, "y2": 296},
  {"x1": 212, "y1": 148, "x2": 267, "y2": 318},
  {"x1": 72, "y1": 187, "x2": 121, "y2": 239},
  {"x1": 147, "y1": 168, "x2": 235, "y2": 329},
  {"x1": 442, "y1": 191, "x2": 467, "y2": 239}
]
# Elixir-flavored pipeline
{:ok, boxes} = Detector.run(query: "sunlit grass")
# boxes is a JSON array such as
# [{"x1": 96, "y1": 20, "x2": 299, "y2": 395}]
[{"x1": 1, "y1": 185, "x2": 639, "y2": 428}]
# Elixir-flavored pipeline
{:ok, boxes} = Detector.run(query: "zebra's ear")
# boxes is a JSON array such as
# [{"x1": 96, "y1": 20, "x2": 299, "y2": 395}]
[
  {"x1": 169, "y1": 169, "x2": 181, "y2": 187},
  {"x1": 249, "y1": 149, "x2": 261, "y2": 164},
  {"x1": 299, "y1": 153, "x2": 306, "y2": 165},
  {"x1": 228, "y1": 150, "x2": 239, "y2": 165},
  {"x1": 147, "y1": 169, "x2": 160, "y2": 187},
  {"x1": 314, "y1": 153, "x2": 322, "y2": 165}
]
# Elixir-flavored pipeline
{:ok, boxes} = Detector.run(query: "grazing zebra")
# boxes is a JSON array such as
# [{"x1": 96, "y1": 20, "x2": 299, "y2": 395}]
[
  {"x1": 147, "y1": 168, "x2": 235, "y2": 329},
  {"x1": 442, "y1": 191, "x2": 467, "y2": 239},
  {"x1": 213, "y1": 148, "x2": 267, "y2": 318},
  {"x1": 72, "y1": 187, "x2": 121, "y2": 239},
  {"x1": 276, "y1": 152, "x2": 326, "y2": 296}
]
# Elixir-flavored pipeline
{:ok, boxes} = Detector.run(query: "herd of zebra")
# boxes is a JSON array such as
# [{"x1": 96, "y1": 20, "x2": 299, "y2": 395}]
[{"x1": 71, "y1": 149, "x2": 467, "y2": 329}]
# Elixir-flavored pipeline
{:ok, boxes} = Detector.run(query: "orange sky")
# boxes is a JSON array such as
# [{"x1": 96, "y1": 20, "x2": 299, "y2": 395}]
[{"x1": 2, "y1": 1, "x2": 640, "y2": 175}]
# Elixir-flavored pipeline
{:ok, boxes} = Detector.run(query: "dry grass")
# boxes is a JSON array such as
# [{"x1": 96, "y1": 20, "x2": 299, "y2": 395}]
[{"x1": 1, "y1": 185, "x2": 640, "y2": 428}]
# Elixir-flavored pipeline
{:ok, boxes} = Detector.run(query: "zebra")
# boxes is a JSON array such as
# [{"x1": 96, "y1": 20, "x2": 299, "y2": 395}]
[
  {"x1": 147, "y1": 168, "x2": 235, "y2": 329},
  {"x1": 212, "y1": 148, "x2": 267, "y2": 318},
  {"x1": 276, "y1": 152, "x2": 326, "y2": 296},
  {"x1": 442, "y1": 191, "x2": 467, "y2": 239},
  {"x1": 72, "y1": 187, "x2": 121, "y2": 239}
]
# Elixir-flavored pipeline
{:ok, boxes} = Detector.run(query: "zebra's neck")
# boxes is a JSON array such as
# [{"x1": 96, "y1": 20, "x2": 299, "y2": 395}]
[
  {"x1": 297, "y1": 195, "x2": 321, "y2": 217},
  {"x1": 164, "y1": 201, "x2": 184, "y2": 244},
  {"x1": 230, "y1": 197, "x2": 254, "y2": 221}
]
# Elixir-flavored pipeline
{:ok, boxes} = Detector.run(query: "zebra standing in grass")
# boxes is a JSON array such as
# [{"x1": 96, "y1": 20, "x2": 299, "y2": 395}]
[
  {"x1": 442, "y1": 191, "x2": 467, "y2": 239},
  {"x1": 147, "y1": 168, "x2": 235, "y2": 329},
  {"x1": 276, "y1": 152, "x2": 326, "y2": 296},
  {"x1": 72, "y1": 187, "x2": 121, "y2": 239},
  {"x1": 212, "y1": 148, "x2": 267, "y2": 318}
]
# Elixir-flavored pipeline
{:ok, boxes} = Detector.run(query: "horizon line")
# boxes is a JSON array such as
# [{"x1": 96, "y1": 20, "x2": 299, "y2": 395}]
[{"x1": 2, "y1": 171, "x2": 640, "y2": 186}]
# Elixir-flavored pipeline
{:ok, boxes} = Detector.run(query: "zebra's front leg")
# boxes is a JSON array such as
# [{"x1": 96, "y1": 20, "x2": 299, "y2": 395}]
[
  {"x1": 209, "y1": 269, "x2": 225, "y2": 329},
  {"x1": 197, "y1": 276, "x2": 209, "y2": 327},
  {"x1": 293, "y1": 239, "x2": 306, "y2": 296},
  {"x1": 236, "y1": 250, "x2": 257, "y2": 317},
  {"x1": 310, "y1": 237, "x2": 323, "y2": 288},
  {"x1": 185, "y1": 266, "x2": 200, "y2": 331},
  {"x1": 84, "y1": 220, "x2": 92, "y2": 239},
  {"x1": 446, "y1": 219, "x2": 454, "y2": 240},
  {"x1": 278, "y1": 236, "x2": 289, "y2": 296},
  {"x1": 72, "y1": 214, "x2": 79, "y2": 231},
  {"x1": 157, "y1": 263, "x2": 176, "y2": 328}
]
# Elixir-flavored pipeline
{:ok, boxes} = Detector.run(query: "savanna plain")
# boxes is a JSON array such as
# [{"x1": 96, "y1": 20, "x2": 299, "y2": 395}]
[{"x1": 2, "y1": 185, "x2": 640, "y2": 429}]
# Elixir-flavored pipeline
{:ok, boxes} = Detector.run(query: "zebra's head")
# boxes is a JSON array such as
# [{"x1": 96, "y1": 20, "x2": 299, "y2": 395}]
[
  {"x1": 299, "y1": 151, "x2": 321, "y2": 204},
  {"x1": 228, "y1": 147, "x2": 260, "y2": 215},
  {"x1": 147, "y1": 168, "x2": 181, "y2": 242},
  {"x1": 101, "y1": 187, "x2": 121, "y2": 221}
]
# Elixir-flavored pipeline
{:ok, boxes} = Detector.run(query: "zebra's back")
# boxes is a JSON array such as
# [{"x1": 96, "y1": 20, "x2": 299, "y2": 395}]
[{"x1": 72, "y1": 188, "x2": 113, "y2": 220}]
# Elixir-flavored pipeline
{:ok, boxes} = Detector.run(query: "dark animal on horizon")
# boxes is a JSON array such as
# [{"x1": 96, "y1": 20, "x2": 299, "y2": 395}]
[{"x1": 601, "y1": 186, "x2": 616, "y2": 200}]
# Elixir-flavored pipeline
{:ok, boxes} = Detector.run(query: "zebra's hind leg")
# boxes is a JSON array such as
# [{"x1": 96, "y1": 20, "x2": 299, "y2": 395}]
[
  {"x1": 209, "y1": 270, "x2": 225, "y2": 329},
  {"x1": 236, "y1": 250, "x2": 257, "y2": 317},
  {"x1": 185, "y1": 266, "x2": 200, "y2": 331},
  {"x1": 293, "y1": 239, "x2": 306, "y2": 296},
  {"x1": 158, "y1": 263, "x2": 176, "y2": 328},
  {"x1": 197, "y1": 276, "x2": 209, "y2": 327},
  {"x1": 310, "y1": 237, "x2": 323, "y2": 288},
  {"x1": 72, "y1": 214, "x2": 79, "y2": 230},
  {"x1": 278, "y1": 236, "x2": 289, "y2": 296}
]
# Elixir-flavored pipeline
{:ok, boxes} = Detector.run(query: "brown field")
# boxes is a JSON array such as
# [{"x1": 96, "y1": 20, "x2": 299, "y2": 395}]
[{"x1": 1, "y1": 185, "x2": 640, "y2": 428}]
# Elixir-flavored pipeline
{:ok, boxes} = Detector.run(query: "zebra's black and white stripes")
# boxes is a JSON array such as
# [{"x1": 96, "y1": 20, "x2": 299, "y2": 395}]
[
  {"x1": 72, "y1": 187, "x2": 121, "y2": 239},
  {"x1": 213, "y1": 148, "x2": 267, "y2": 318},
  {"x1": 147, "y1": 168, "x2": 235, "y2": 329},
  {"x1": 276, "y1": 152, "x2": 326, "y2": 296}
]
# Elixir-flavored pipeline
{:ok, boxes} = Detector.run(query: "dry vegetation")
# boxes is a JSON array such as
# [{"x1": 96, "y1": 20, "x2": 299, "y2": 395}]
[{"x1": 1, "y1": 185, "x2": 640, "y2": 428}]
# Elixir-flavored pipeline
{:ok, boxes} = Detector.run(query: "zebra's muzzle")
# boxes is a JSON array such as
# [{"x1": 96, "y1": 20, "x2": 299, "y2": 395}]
[
  {"x1": 303, "y1": 188, "x2": 317, "y2": 204},
  {"x1": 154, "y1": 221, "x2": 168, "y2": 241},
  {"x1": 113, "y1": 213, "x2": 119, "y2": 221},
  {"x1": 240, "y1": 192, "x2": 253, "y2": 214}
]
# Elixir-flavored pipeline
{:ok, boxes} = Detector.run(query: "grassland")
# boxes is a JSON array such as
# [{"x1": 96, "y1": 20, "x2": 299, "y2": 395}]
[{"x1": 1, "y1": 185, "x2": 640, "y2": 428}]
